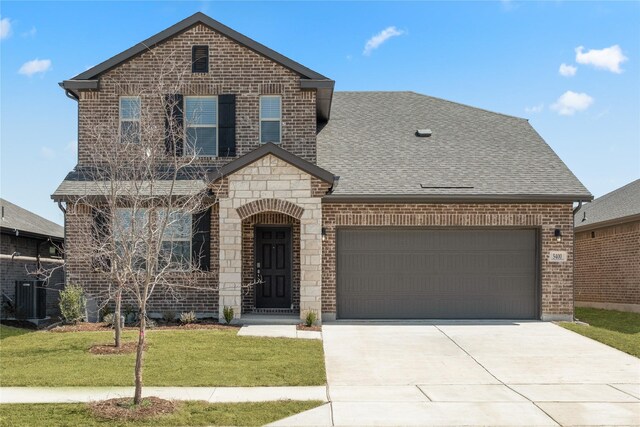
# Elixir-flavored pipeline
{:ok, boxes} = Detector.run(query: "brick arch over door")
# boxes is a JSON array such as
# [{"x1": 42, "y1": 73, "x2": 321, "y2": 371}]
[{"x1": 236, "y1": 198, "x2": 304, "y2": 220}]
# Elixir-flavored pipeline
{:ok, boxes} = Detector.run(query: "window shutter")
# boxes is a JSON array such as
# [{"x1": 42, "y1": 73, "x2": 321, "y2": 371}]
[
  {"x1": 218, "y1": 94, "x2": 236, "y2": 157},
  {"x1": 164, "y1": 94, "x2": 184, "y2": 156},
  {"x1": 92, "y1": 207, "x2": 111, "y2": 271},
  {"x1": 192, "y1": 208, "x2": 211, "y2": 271}
]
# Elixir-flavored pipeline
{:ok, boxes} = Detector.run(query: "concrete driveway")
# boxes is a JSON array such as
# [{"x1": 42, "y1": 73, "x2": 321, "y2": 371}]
[{"x1": 272, "y1": 321, "x2": 640, "y2": 426}]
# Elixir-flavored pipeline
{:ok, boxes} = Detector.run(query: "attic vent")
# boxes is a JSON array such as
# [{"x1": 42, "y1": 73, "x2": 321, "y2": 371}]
[
  {"x1": 192, "y1": 45, "x2": 209, "y2": 73},
  {"x1": 415, "y1": 129, "x2": 432, "y2": 137}
]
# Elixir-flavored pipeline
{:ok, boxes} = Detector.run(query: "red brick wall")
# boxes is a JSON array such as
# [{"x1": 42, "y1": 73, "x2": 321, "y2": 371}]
[
  {"x1": 77, "y1": 23, "x2": 317, "y2": 166},
  {"x1": 64, "y1": 203, "x2": 219, "y2": 317},
  {"x1": 322, "y1": 203, "x2": 575, "y2": 319},
  {"x1": 575, "y1": 220, "x2": 640, "y2": 310}
]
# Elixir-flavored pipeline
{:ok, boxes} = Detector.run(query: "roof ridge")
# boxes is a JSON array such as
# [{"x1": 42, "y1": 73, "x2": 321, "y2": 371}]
[{"x1": 334, "y1": 91, "x2": 528, "y2": 121}]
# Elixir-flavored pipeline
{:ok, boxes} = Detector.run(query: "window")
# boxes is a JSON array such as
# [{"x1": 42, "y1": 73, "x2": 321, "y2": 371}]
[
  {"x1": 119, "y1": 97, "x2": 140, "y2": 144},
  {"x1": 114, "y1": 208, "x2": 149, "y2": 270},
  {"x1": 185, "y1": 97, "x2": 217, "y2": 156},
  {"x1": 192, "y1": 45, "x2": 209, "y2": 73},
  {"x1": 158, "y1": 209, "x2": 192, "y2": 270},
  {"x1": 260, "y1": 96, "x2": 281, "y2": 144}
]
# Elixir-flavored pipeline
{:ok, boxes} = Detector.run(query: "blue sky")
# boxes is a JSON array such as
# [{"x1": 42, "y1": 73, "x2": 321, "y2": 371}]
[{"x1": 1, "y1": 1, "x2": 639, "y2": 225}]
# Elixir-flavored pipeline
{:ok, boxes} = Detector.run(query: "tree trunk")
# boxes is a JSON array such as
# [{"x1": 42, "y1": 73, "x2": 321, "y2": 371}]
[
  {"x1": 114, "y1": 289, "x2": 122, "y2": 348},
  {"x1": 133, "y1": 308, "x2": 146, "y2": 405}
]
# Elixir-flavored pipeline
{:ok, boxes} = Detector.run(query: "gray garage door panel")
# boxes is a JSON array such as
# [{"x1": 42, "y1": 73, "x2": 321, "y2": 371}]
[{"x1": 337, "y1": 229, "x2": 538, "y2": 319}]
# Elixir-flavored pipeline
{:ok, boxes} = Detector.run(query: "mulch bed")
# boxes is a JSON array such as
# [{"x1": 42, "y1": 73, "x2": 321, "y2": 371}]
[
  {"x1": 89, "y1": 397, "x2": 177, "y2": 421},
  {"x1": 296, "y1": 324, "x2": 322, "y2": 332},
  {"x1": 1, "y1": 319, "x2": 58, "y2": 330},
  {"x1": 49, "y1": 321, "x2": 240, "y2": 333},
  {"x1": 89, "y1": 341, "x2": 145, "y2": 355}
]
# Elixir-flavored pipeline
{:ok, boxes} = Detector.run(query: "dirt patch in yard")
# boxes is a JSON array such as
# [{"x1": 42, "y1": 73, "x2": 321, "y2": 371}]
[
  {"x1": 89, "y1": 397, "x2": 177, "y2": 421},
  {"x1": 49, "y1": 320, "x2": 240, "y2": 333},
  {"x1": 297, "y1": 324, "x2": 322, "y2": 332},
  {"x1": 89, "y1": 341, "x2": 145, "y2": 355}
]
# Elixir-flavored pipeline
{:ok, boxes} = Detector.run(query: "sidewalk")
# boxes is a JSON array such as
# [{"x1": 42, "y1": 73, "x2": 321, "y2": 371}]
[{"x1": 0, "y1": 386, "x2": 328, "y2": 404}]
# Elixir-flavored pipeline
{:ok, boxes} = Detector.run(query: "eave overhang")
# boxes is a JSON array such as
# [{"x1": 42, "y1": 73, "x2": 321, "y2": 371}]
[{"x1": 322, "y1": 193, "x2": 594, "y2": 204}]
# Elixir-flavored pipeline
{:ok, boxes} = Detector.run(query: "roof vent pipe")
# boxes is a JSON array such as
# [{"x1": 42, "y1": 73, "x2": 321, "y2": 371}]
[{"x1": 415, "y1": 129, "x2": 432, "y2": 137}]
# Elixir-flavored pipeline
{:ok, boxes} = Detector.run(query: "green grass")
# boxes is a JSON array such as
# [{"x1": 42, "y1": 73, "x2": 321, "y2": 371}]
[
  {"x1": 0, "y1": 326, "x2": 325, "y2": 386},
  {"x1": 0, "y1": 400, "x2": 323, "y2": 427},
  {"x1": 560, "y1": 307, "x2": 640, "y2": 358}
]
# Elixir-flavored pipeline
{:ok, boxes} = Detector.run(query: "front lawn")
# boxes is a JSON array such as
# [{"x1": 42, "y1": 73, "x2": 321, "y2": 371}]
[
  {"x1": 0, "y1": 400, "x2": 323, "y2": 427},
  {"x1": 0, "y1": 326, "x2": 325, "y2": 386},
  {"x1": 560, "y1": 307, "x2": 640, "y2": 358}
]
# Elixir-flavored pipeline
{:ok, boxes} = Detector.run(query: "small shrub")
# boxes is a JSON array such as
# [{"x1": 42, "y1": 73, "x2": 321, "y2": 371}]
[
  {"x1": 180, "y1": 311, "x2": 197, "y2": 324},
  {"x1": 59, "y1": 284, "x2": 86, "y2": 324},
  {"x1": 103, "y1": 313, "x2": 115, "y2": 327},
  {"x1": 146, "y1": 318, "x2": 157, "y2": 329},
  {"x1": 304, "y1": 310, "x2": 317, "y2": 327},
  {"x1": 123, "y1": 304, "x2": 136, "y2": 324},
  {"x1": 223, "y1": 306, "x2": 234, "y2": 324},
  {"x1": 100, "y1": 306, "x2": 113, "y2": 321},
  {"x1": 162, "y1": 310, "x2": 176, "y2": 323}
]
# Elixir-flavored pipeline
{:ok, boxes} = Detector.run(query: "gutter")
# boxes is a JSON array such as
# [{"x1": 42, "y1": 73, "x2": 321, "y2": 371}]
[{"x1": 322, "y1": 193, "x2": 595, "y2": 204}]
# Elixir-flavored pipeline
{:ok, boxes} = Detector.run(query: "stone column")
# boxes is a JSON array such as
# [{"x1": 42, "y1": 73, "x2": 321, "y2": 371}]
[
  {"x1": 218, "y1": 198, "x2": 242, "y2": 322},
  {"x1": 299, "y1": 203, "x2": 323, "y2": 323}
]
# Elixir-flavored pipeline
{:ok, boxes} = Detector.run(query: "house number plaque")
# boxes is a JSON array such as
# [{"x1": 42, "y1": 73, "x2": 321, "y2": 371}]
[{"x1": 548, "y1": 251, "x2": 567, "y2": 262}]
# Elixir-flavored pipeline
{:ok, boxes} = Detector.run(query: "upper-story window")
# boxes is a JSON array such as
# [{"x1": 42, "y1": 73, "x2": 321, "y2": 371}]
[
  {"x1": 120, "y1": 96, "x2": 140, "y2": 144},
  {"x1": 192, "y1": 45, "x2": 209, "y2": 73},
  {"x1": 185, "y1": 96, "x2": 217, "y2": 156},
  {"x1": 260, "y1": 95, "x2": 281, "y2": 144}
]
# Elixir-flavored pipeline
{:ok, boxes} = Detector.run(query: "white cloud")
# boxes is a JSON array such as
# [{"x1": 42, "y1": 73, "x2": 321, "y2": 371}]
[
  {"x1": 21, "y1": 26, "x2": 37, "y2": 38},
  {"x1": 40, "y1": 147, "x2": 55, "y2": 159},
  {"x1": 0, "y1": 17, "x2": 11, "y2": 40},
  {"x1": 525, "y1": 103, "x2": 544, "y2": 114},
  {"x1": 559, "y1": 63, "x2": 577, "y2": 77},
  {"x1": 575, "y1": 45, "x2": 628, "y2": 73},
  {"x1": 550, "y1": 91, "x2": 594, "y2": 116},
  {"x1": 363, "y1": 26, "x2": 405, "y2": 56},
  {"x1": 18, "y1": 58, "x2": 52, "y2": 76}
]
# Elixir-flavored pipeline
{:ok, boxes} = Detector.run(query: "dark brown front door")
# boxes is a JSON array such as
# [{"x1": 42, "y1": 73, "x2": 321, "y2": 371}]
[{"x1": 255, "y1": 227, "x2": 292, "y2": 308}]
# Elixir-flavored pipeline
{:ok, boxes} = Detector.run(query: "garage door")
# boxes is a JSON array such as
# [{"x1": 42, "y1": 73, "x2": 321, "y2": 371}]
[{"x1": 337, "y1": 229, "x2": 538, "y2": 319}]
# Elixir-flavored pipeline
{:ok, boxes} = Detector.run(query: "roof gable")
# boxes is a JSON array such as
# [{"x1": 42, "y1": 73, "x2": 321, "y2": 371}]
[
  {"x1": 211, "y1": 143, "x2": 335, "y2": 184},
  {"x1": 70, "y1": 12, "x2": 328, "y2": 81}
]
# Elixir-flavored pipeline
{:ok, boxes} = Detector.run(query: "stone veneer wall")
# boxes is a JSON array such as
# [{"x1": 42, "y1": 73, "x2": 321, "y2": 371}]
[
  {"x1": 575, "y1": 219, "x2": 640, "y2": 312},
  {"x1": 322, "y1": 202, "x2": 575, "y2": 321},
  {"x1": 218, "y1": 154, "x2": 323, "y2": 322}
]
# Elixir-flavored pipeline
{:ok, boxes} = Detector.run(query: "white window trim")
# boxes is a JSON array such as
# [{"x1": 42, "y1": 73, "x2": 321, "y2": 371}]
[
  {"x1": 184, "y1": 95, "x2": 218, "y2": 157},
  {"x1": 119, "y1": 96, "x2": 141, "y2": 144},
  {"x1": 260, "y1": 95, "x2": 282, "y2": 144}
]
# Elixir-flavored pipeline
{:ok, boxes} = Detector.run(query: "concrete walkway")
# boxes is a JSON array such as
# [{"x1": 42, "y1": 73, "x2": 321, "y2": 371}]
[
  {"x1": 237, "y1": 324, "x2": 322, "y2": 339},
  {"x1": 0, "y1": 386, "x2": 327, "y2": 404},
  {"x1": 271, "y1": 321, "x2": 640, "y2": 426}
]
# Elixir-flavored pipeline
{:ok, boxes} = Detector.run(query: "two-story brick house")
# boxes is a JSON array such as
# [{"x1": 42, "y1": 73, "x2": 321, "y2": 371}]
[{"x1": 53, "y1": 12, "x2": 591, "y2": 323}]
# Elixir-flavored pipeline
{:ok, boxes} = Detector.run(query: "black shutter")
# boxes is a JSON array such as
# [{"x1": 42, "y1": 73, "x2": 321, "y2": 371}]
[
  {"x1": 164, "y1": 94, "x2": 184, "y2": 156},
  {"x1": 92, "y1": 207, "x2": 111, "y2": 271},
  {"x1": 36, "y1": 280, "x2": 47, "y2": 319},
  {"x1": 192, "y1": 46, "x2": 209, "y2": 73},
  {"x1": 192, "y1": 208, "x2": 211, "y2": 271},
  {"x1": 218, "y1": 94, "x2": 236, "y2": 157}
]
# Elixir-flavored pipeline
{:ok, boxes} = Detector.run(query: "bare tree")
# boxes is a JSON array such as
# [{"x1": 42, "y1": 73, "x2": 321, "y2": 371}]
[{"x1": 62, "y1": 53, "x2": 220, "y2": 403}]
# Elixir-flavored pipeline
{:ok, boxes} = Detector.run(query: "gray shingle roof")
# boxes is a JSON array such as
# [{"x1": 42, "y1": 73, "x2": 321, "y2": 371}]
[
  {"x1": 574, "y1": 179, "x2": 640, "y2": 229},
  {"x1": 0, "y1": 198, "x2": 64, "y2": 239},
  {"x1": 317, "y1": 91, "x2": 591, "y2": 201}
]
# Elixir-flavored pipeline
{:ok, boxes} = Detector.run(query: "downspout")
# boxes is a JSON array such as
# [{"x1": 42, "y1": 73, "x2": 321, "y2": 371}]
[
  {"x1": 64, "y1": 89, "x2": 79, "y2": 101},
  {"x1": 57, "y1": 201, "x2": 67, "y2": 289},
  {"x1": 571, "y1": 200, "x2": 584, "y2": 321}
]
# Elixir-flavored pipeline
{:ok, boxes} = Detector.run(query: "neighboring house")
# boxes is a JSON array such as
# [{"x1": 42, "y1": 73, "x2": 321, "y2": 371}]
[
  {"x1": 0, "y1": 198, "x2": 64, "y2": 320},
  {"x1": 53, "y1": 12, "x2": 591, "y2": 323},
  {"x1": 574, "y1": 179, "x2": 640, "y2": 313}
]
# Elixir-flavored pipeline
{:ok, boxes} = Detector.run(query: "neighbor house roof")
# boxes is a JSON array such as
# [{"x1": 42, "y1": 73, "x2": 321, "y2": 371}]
[
  {"x1": 0, "y1": 198, "x2": 64, "y2": 240},
  {"x1": 574, "y1": 179, "x2": 640, "y2": 230},
  {"x1": 60, "y1": 12, "x2": 334, "y2": 121},
  {"x1": 317, "y1": 91, "x2": 592, "y2": 202}
]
